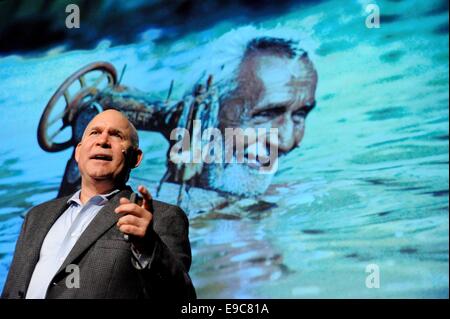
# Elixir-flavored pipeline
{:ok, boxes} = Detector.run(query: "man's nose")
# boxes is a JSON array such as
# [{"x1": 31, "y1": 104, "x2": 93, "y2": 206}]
[
  {"x1": 276, "y1": 116, "x2": 297, "y2": 152},
  {"x1": 96, "y1": 131, "x2": 111, "y2": 147}
]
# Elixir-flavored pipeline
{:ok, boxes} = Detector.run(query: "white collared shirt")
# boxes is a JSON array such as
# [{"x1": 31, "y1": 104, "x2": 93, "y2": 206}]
[{"x1": 25, "y1": 189, "x2": 119, "y2": 299}]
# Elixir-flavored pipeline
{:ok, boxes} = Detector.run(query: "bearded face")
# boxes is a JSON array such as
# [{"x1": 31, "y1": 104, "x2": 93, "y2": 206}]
[{"x1": 210, "y1": 52, "x2": 317, "y2": 195}]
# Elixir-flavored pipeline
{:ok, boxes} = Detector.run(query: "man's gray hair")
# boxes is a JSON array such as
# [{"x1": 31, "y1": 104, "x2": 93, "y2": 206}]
[
  {"x1": 243, "y1": 37, "x2": 308, "y2": 60},
  {"x1": 154, "y1": 26, "x2": 317, "y2": 103},
  {"x1": 129, "y1": 121, "x2": 139, "y2": 149}
]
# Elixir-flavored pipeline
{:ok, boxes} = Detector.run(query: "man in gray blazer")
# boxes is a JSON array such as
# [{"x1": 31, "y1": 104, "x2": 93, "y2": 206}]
[{"x1": 2, "y1": 109, "x2": 196, "y2": 299}]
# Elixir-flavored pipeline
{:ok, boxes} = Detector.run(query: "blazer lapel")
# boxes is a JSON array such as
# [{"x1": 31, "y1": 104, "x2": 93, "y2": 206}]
[
  {"x1": 23, "y1": 196, "x2": 71, "y2": 291},
  {"x1": 28, "y1": 198, "x2": 71, "y2": 260},
  {"x1": 54, "y1": 188, "x2": 132, "y2": 276}
]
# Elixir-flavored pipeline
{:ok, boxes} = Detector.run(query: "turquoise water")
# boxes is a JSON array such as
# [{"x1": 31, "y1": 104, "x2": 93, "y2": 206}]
[{"x1": 0, "y1": 0, "x2": 448, "y2": 297}]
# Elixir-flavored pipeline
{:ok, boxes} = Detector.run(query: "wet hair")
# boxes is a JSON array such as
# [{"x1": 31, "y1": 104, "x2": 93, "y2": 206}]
[
  {"x1": 243, "y1": 37, "x2": 308, "y2": 60},
  {"x1": 218, "y1": 36, "x2": 313, "y2": 126}
]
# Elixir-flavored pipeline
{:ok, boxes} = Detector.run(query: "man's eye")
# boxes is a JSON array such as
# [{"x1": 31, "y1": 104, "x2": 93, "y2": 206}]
[
  {"x1": 293, "y1": 103, "x2": 316, "y2": 119},
  {"x1": 112, "y1": 132, "x2": 122, "y2": 138},
  {"x1": 293, "y1": 110, "x2": 307, "y2": 118},
  {"x1": 90, "y1": 131, "x2": 99, "y2": 135},
  {"x1": 255, "y1": 111, "x2": 274, "y2": 117},
  {"x1": 254, "y1": 107, "x2": 286, "y2": 118}
]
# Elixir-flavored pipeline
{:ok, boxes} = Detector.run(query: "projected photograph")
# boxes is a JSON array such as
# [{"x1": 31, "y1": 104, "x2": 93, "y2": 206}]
[{"x1": 0, "y1": 0, "x2": 448, "y2": 298}]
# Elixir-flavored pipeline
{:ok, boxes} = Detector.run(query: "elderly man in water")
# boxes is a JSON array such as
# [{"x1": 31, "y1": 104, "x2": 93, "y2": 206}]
[
  {"x1": 167, "y1": 36, "x2": 318, "y2": 196},
  {"x1": 55, "y1": 35, "x2": 318, "y2": 199}
]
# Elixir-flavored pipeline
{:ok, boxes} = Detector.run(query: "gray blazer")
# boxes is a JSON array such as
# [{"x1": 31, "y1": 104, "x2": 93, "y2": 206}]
[{"x1": 1, "y1": 187, "x2": 196, "y2": 299}]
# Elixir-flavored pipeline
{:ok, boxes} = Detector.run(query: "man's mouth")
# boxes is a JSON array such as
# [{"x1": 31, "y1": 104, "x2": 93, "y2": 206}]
[
  {"x1": 242, "y1": 147, "x2": 282, "y2": 170},
  {"x1": 243, "y1": 150, "x2": 262, "y2": 169},
  {"x1": 90, "y1": 154, "x2": 113, "y2": 161}
]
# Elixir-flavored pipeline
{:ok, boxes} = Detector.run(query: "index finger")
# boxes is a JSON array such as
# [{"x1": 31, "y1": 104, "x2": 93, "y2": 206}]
[{"x1": 137, "y1": 185, "x2": 153, "y2": 211}]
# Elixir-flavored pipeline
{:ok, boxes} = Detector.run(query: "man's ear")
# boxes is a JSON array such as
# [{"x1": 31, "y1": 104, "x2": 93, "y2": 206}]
[
  {"x1": 75, "y1": 143, "x2": 82, "y2": 163},
  {"x1": 132, "y1": 149, "x2": 143, "y2": 169}
]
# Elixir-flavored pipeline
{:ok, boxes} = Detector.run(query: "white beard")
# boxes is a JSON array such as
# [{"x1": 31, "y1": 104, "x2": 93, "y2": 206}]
[{"x1": 199, "y1": 162, "x2": 274, "y2": 196}]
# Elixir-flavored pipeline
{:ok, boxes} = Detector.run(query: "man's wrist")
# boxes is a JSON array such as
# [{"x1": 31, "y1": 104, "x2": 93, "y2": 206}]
[{"x1": 130, "y1": 230, "x2": 158, "y2": 270}]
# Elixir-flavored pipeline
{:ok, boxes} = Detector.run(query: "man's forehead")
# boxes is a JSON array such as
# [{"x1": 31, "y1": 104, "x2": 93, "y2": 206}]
[
  {"x1": 248, "y1": 55, "x2": 316, "y2": 107},
  {"x1": 86, "y1": 111, "x2": 131, "y2": 132},
  {"x1": 254, "y1": 55, "x2": 312, "y2": 83}
]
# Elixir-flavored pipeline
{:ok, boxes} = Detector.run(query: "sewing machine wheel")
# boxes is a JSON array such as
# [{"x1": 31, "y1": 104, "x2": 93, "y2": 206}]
[{"x1": 37, "y1": 61, "x2": 117, "y2": 152}]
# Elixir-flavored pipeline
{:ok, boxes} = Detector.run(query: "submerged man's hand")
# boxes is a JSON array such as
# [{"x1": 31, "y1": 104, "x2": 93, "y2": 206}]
[{"x1": 115, "y1": 185, "x2": 153, "y2": 239}]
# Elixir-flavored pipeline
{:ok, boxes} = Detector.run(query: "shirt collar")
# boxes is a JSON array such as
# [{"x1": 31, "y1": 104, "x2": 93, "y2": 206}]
[{"x1": 67, "y1": 189, "x2": 120, "y2": 207}]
